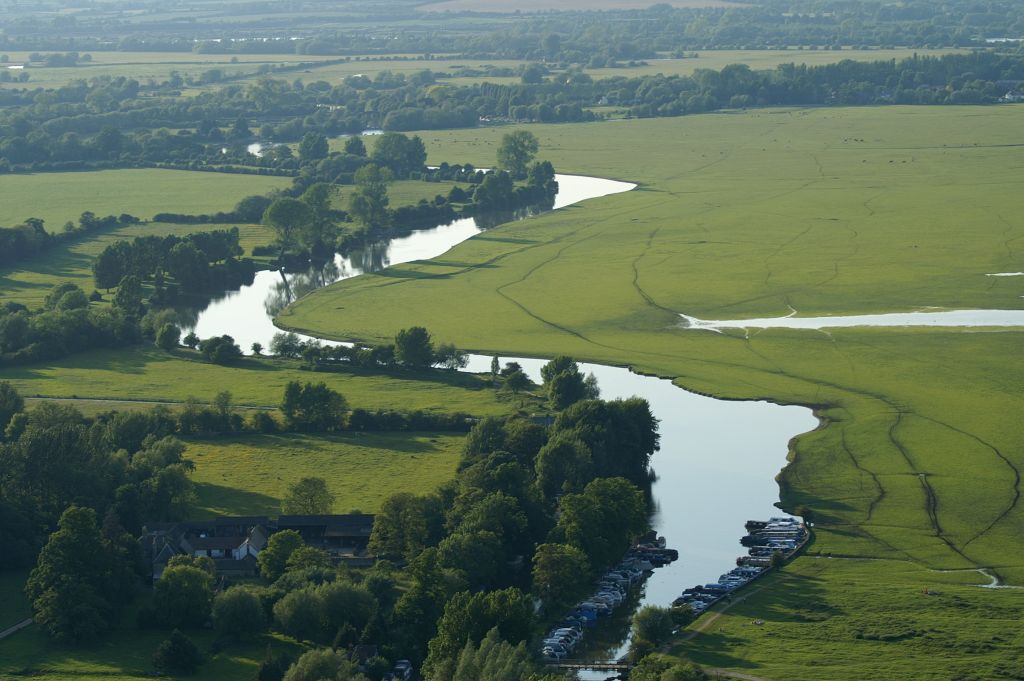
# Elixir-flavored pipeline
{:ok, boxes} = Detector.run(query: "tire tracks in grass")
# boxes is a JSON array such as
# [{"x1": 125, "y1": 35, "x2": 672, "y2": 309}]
[
  {"x1": 888, "y1": 411, "x2": 976, "y2": 566},
  {"x1": 842, "y1": 426, "x2": 886, "y2": 524},
  {"x1": 913, "y1": 412, "x2": 1021, "y2": 549}
]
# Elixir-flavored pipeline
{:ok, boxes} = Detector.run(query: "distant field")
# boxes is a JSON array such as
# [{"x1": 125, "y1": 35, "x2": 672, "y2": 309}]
[
  {"x1": 188, "y1": 431, "x2": 464, "y2": 517},
  {"x1": 0, "y1": 50, "x2": 340, "y2": 88},
  {"x1": 0, "y1": 221, "x2": 273, "y2": 306},
  {"x1": 0, "y1": 168, "x2": 289, "y2": 229},
  {"x1": 0, "y1": 346, "x2": 516, "y2": 416},
  {"x1": 420, "y1": 0, "x2": 743, "y2": 10},
  {"x1": 589, "y1": 48, "x2": 967, "y2": 79}
]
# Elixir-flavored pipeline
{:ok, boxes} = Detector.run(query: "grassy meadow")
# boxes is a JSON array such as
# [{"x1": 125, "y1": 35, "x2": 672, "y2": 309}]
[
  {"x1": 281, "y1": 106, "x2": 1024, "y2": 678},
  {"x1": 0, "y1": 221, "x2": 273, "y2": 306},
  {"x1": 0, "y1": 346, "x2": 515, "y2": 416},
  {"x1": 187, "y1": 431, "x2": 464, "y2": 517},
  {"x1": 0, "y1": 615, "x2": 307, "y2": 681},
  {"x1": 0, "y1": 168, "x2": 289, "y2": 229},
  {"x1": 0, "y1": 50, "x2": 340, "y2": 89}
]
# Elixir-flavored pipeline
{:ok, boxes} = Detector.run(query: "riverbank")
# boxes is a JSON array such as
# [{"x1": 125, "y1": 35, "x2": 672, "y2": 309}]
[{"x1": 281, "y1": 109, "x2": 1024, "y2": 679}]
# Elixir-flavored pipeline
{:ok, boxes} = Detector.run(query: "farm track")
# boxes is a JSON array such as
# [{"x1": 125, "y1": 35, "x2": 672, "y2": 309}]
[
  {"x1": 841, "y1": 427, "x2": 886, "y2": 523},
  {"x1": 914, "y1": 413, "x2": 1021, "y2": 548}
]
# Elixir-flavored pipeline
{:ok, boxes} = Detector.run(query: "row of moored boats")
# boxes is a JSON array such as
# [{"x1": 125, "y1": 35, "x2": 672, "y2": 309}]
[
  {"x1": 540, "y1": 536, "x2": 678, "y2": 661},
  {"x1": 671, "y1": 517, "x2": 805, "y2": 614}
]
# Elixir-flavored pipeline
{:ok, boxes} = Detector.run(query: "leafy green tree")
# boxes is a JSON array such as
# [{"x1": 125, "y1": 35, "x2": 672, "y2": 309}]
[
  {"x1": 552, "y1": 397, "x2": 659, "y2": 483},
  {"x1": 299, "y1": 182, "x2": 339, "y2": 250},
  {"x1": 156, "y1": 323, "x2": 180, "y2": 351},
  {"x1": 0, "y1": 381, "x2": 24, "y2": 434},
  {"x1": 258, "y1": 529, "x2": 304, "y2": 581},
  {"x1": 370, "y1": 132, "x2": 427, "y2": 177},
  {"x1": 630, "y1": 654, "x2": 708, "y2": 681},
  {"x1": 349, "y1": 163, "x2": 393, "y2": 229},
  {"x1": 343, "y1": 136, "x2": 366, "y2": 156},
  {"x1": 153, "y1": 628, "x2": 204, "y2": 675},
  {"x1": 441, "y1": 627, "x2": 538, "y2": 681},
  {"x1": 423, "y1": 588, "x2": 534, "y2": 681},
  {"x1": 113, "y1": 274, "x2": 143, "y2": 312},
  {"x1": 540, "y1": 356, "x2": 577, "y2": 384},
  {"x1": 531, "y1": 543, "x2": 590, "y2": 612},
  {"x1": 438, "y1": 529, "x2": 503, "y2": 587},
  {"x1": 93, "y1": 242, "x2": 127, "y2": 290},
  {"x1": 497, "y1": 130, "x2": 539, "y2": 177},
  {"x1": 319, "y1": 581, "x2": 378, "y2": 636},
  {"x1": 264, "y1": 198, "x2": 315, "y2": 258},
  {"x1": 285, "y1": 545, "x2": 332, "y2": 572},
  {"x1": 434, "y1": 342, "x2": 468, "y2": 370},
  {"x1": 25, "y1": 506, "x2": 129, "y2": 642},
  {"x1": 257, "y1": 646, "x2": 292, "y2": 681},
  {"x1": 154, "y1": 564, "x2": 214, "y2": 628},
  {"x1": 283, "y1": 648, "x2": 360, "y2": 681},
  {"x1": 273, "y1": 588, "x2": 326, "y2": 642},
  {"x1": 198, "y1": 335, "x2": 242, "y2": 364},
  {"x1": 212, "y1": 586, "x2": 266, "y2": 642},
  {"x1": 251, "y1": 342, "x2": 263, "y2": 355},
  {"x1": 298, "y1": 132, "x2": 329, "y2": 162},
  {"x1": 556, "y1": 477, "x2": 647, "y2": 570},
  {"x1": 503, "y1": 370, "x2": 531, "y2": 398},
  {"x1": 280, "y1": 381, "x2": 348, "y2": 431},
  {"x1": 535, "y1": 433, "x2": 592, "y2": 500},
  {"x1": 369, "y1": 492, "x2": 445, "y2": 560},
  {"x1": 167, "y1": 243, "x2": 208, "y2": 292},
  {"x1": 282, "y1": 476, "x2": 335, "y2": 514},
  {"x1": 182, "y1": 331, "x2": 200, "y2": 349},
  {"x1": 548, "y1": 371, "x2": 586, "y2": 410},
  {"x1": 631, "y1": 605, "x2": 676, "y2": 650},
  {"x1": 395, "y1": 326, "x2": 434, "y2": 368}
]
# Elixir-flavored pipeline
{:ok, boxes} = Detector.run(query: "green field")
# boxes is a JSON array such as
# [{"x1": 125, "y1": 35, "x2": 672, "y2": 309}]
[
  {"x1": 187, "y1": 431, "x2": 464, "y2": 517},
  {"x1": 674, "y1": 555, "x2": 1024, "y2": 680},
  {"x1": 0, "y1": 346, "x2": 516, "y2": 416},
  {"x1": 281, "y1": 107, "x2": 1024, "y2": 678},
  {"x1": 226, "y1": 49, "x2": 962, "y2": 90},
  {"x1": 0, "y1": 615, "x2": 306, "y2": 681},
  {"x1": 0, "y1": 221, "x2": 273, "y2": 306},
  {"x1": 0, "y1": 50, "x2": 341, "y2": 89},
  {"x1": 0, "y1": 168, "x2": 289, "y2": 230},
  {"x1": 0, "y1": 570, "x2": 32, "y2": 630}
]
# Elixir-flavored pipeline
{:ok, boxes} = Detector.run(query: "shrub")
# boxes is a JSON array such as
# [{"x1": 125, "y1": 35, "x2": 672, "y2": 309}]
[{"x1": 153, "y1": 629, "x2": 203, "y2": 675}]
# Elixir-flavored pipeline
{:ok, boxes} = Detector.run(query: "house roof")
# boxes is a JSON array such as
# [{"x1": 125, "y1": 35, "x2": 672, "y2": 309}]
[
  {"x1": 190, "y1": 536, "x2": 246, "y2": 550},
  {"x1": 279, "y1": 514, "x2": 375, "y2": 530}
]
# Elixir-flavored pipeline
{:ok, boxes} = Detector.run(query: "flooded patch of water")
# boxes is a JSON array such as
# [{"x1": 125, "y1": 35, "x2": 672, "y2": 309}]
[{"x1": 679, "y1": 308, "x2": 1024, "y2": 331}]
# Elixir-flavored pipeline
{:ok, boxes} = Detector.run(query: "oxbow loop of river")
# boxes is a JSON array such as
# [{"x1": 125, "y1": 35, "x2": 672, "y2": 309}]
[{"x1": 185, "y1": 173, "x2": 818, "y2": 666}]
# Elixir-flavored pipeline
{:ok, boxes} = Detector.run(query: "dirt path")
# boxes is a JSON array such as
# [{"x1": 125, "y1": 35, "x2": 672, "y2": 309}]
[{"x1": 0, "y1": 618, "x2": 32, "y2": 641}]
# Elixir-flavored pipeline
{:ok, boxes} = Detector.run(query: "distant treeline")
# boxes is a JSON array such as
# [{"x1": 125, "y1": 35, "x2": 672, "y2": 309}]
[
  {"x1": 2, "y1": 0, "x2": 1021, "y2": 58},
  {"x1": 1, "y1": 52, "x2": 1022, "y2": 174},
  {"x1": 0, "y1": 212, "x2": 139, "y2": 268}
]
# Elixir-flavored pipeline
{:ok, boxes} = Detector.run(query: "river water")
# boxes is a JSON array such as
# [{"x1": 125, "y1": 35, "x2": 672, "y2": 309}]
[{"x1": 184, "y1": 173, "x2": 818, "y2": 669}]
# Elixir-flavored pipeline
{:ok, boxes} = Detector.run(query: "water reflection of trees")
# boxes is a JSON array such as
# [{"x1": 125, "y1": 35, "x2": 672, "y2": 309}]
[
  {"x1": 474, "y1": 200, "x2": 555, "y2": 230},
  {"x1": 263, "y1": 258, "x2": 345, "y2": 317}
]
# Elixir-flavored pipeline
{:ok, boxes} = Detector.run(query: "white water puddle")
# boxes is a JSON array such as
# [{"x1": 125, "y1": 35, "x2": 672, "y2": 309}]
[{"x1": 679, "y1": 308, "x2": 1024, "y2": 331}]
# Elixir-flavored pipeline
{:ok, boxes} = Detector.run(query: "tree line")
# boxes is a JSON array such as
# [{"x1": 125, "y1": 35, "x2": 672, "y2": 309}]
[
  {"x1": 3, "y1": 51, "x2": 1021, "y2": 175},
  {"x1": 1, "y1": 0, "x2": 1020, "y2": 61},
  {"x1": 0, "y1": 211, "x2": 139, "y2": 268}
]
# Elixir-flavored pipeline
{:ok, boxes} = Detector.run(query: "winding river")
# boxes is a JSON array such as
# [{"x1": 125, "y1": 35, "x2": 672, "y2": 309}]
[{"x1": 183, "y1": 174, "x2": 820, "y2": 668}]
